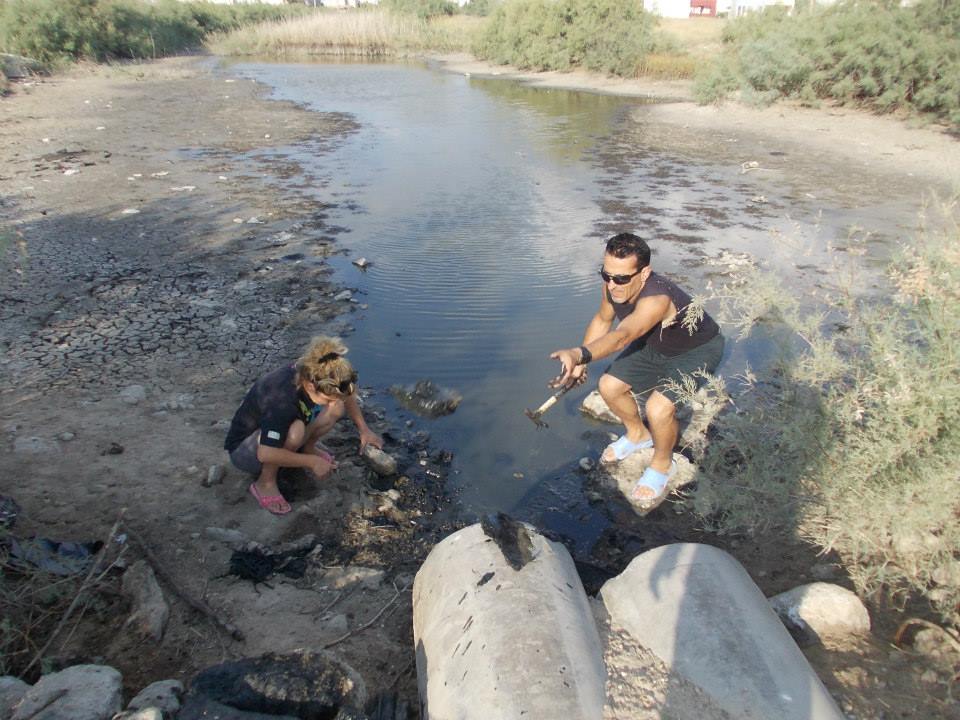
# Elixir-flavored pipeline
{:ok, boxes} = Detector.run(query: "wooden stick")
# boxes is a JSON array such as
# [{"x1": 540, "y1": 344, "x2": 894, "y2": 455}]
[{"x1": 127, "y1": 526, "x2": 245, "y2": 642}]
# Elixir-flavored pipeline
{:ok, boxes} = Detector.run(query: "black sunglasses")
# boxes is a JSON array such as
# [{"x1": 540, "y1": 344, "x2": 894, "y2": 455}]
[
  {"x1": 599, "y1": 267, "x2": 642, "y2": 285},
  {"x1": 319, "y1": 371, "x2": 358, "y2": 395}
]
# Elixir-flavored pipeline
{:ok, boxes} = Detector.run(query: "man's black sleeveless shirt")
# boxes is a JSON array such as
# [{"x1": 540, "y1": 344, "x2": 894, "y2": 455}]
[{"x1": 608, "y1": 272, "x2": 720, "y2": 357}]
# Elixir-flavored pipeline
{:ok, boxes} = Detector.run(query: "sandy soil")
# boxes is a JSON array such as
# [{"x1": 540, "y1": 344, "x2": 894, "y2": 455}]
[{"x1": 2, "y1": 55, "x2": 959, "y2": 719}]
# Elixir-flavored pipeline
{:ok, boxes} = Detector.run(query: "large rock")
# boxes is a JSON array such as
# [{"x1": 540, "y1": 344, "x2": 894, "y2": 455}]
[
  {"x1": 413, "y1": 523, "x2": 606, "y2": 720},
  {"x1": 122, "y1": 560, "x2": 169, "y2": 642},
  {"x1": 600, "y1": 544, "x2": 843, "y2": 720},
  {"x1": 11, "y1": 665, "x2": 122, "y2": 720},
  {"x1": 0, "y1": 676, "x2": 30, "y2": 718},
  {"x1": 768, "y1": 582, "x2": 871, "y2": 643},
  {"x1": 597, "y1": 447, "x2": 696, "y2": 515},
  {"x1": 579, "y1": 390, "x2": 620, "y2": 423},
  {"x1": 360, "y1": 445, "x2": 397, "y2": 476},
  {"x1": 127, "y1": 679, "x2": 184, "y2": 716}
]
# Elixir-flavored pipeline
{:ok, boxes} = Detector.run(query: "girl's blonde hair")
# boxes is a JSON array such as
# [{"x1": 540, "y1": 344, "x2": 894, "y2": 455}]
[{"x1": 296, "y1": 336, "x2": 357, "y2": 396}]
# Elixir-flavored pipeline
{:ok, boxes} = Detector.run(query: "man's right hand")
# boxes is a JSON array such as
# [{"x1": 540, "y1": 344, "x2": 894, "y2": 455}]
[{"x1": 549, "y1": 356, "x2": 588, "y2": 389}]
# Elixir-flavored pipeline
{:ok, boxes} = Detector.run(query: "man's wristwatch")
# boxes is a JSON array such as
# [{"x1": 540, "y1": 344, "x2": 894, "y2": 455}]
[{"x1": 577, "y1": 346, "x2": 593, "y2": 365}]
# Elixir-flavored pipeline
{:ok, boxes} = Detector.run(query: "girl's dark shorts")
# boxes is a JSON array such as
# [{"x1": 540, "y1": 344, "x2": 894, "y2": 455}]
[{"x1": 606, "y1": 333, "x2": 724, "y2": 404}]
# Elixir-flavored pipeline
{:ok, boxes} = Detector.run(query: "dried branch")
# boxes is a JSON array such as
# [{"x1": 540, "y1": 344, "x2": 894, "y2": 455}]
[
  {"x1": 321, "y1": 581, "x2": 408, "y2": 649},
  {"x1": 22, "y1": 511, "x2": 125, "y2": 677},
  {"x1": 127, "y1": 526, "x2": 245, "y2": 643}
]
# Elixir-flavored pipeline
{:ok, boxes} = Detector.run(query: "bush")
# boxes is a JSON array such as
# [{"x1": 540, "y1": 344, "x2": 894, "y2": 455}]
[
  {"x1": 691, "y1": 200, "x2": 960, "y2": 624},
  {"x1": 0, "y1": 0, "x2": 308, "y2": 64},
  {"x1": 696, "y1": 0, "x2": 960, "y2": 127},
  {"x1": 474, "y1": 0, "x2": 658, "y2": 77}
]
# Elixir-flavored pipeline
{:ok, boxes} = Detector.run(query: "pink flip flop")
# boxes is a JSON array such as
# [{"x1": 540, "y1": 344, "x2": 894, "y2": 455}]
[{"x1": 248, "y1": 482, "x2": 291, "y2": 515}]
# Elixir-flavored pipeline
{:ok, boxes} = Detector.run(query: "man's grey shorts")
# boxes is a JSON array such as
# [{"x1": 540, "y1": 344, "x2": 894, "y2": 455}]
[{"x1": 606, "y1": 333, "x2": 724, "y2": 404}]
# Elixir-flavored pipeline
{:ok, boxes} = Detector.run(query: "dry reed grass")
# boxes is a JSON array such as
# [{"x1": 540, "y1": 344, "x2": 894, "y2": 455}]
[{"x1": 207, "y1": 8, "x2": 483, "y2": 57}]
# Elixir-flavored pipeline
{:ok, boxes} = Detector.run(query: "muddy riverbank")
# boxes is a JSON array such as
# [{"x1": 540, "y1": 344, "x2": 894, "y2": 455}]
[{"x1": 1, "y1": 56, "x2": 958, "y2": 719}]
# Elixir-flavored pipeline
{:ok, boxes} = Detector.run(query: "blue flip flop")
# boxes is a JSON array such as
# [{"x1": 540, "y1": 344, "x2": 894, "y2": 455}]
[
  {"x1": 601, "y1": 434, "x2": 654, "y2": 464},
  {"x1": 630, "y1": 460, "x2": 677, "y2": 507}
]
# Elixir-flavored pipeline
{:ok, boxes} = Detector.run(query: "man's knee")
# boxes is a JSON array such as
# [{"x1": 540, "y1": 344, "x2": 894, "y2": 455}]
[
  {"x1": 645, "y1": 391, "x2": 676, "y2": 426},
  {"x1": 598, "y1": 373, "x2": 631, "y2": 400},
  {"x1": 284, "y1": 420, "x2": 306, "y2": 449}
]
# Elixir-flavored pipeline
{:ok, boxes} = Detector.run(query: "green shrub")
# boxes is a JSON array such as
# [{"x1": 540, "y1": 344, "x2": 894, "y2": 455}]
[
  {"x1": 0, "y1": 0, "x2": 308, "y2": 64},
  {"x1": 697, "y1": 0, "x2": 960, "y2": 127},
  {"x1": 474, "y1": 0, "x2": 658, "y2": 77},
  {"x1": 691, "y1": 200, "x2": 960, "y2": 623}
]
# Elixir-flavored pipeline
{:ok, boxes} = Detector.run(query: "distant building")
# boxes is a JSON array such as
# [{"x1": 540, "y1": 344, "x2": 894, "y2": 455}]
[{"x1": 643, "y1": 0, "x2": 694, "y2": 18}]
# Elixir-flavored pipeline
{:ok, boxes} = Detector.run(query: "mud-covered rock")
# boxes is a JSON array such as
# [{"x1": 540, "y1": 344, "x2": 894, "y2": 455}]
[
  {"x1": 389, "y1": 380, "x2": 461, "y2": 418},
  {"x1": 180, "y1": 651, "x2": 366, "y2": 720}
]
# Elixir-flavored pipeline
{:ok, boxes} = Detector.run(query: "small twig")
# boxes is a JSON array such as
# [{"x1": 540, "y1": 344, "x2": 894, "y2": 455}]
[
  {"x1": 58, "y1": 548, "x2": 128, "y2": 652},
  {"x1": 127, "y1": 526, "x2": 245, "y2": 642},
  {"x1": 895, "y1": 618, "x2": 960, "y2": 655},
  {"x1": 22, "y1": 511, "x2": 125, "y2": 677},
  {"x1": 321, "y1": 582, "x2": 407, "y2": 649}
]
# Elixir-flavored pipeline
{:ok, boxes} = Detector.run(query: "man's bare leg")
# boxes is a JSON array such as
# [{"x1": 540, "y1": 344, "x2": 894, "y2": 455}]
[
  {"x1": 644, "y1": 390, "x2": 677, "y2": 475},
  {"x1": 598, "y1": 373, "x2": 651, "y2": 462}
]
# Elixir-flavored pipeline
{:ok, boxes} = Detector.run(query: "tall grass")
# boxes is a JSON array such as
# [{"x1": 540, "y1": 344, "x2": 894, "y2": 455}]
[
  {"x1": 694, "y1": 0, "x2": 960, "y2": 126},
  {"x1": 207, "y1": 9, "x2": 483, "y2": 58},
  {"x1": 689, "y1": 199, "x2": 960, "y2": 624}
]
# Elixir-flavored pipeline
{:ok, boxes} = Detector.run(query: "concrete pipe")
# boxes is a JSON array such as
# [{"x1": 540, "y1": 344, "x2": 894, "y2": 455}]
[
  {"x1": 413, "y1": 523, "x2": 605, "y2": 720},
  {"x1": 600, "y1": 543, "x2": 844, "y2": 720}
]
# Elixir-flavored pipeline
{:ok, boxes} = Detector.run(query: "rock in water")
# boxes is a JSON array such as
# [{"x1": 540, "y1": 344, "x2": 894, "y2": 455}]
[
  {"x1": 480, "y1": 513, "x2": 535, "y2": 571},
  {"x1": 361, "y1": 445, "x2": 397, "y2": 476},
  {"x1": 389, "y1": 380, "x2": 461, "y2": 418}
]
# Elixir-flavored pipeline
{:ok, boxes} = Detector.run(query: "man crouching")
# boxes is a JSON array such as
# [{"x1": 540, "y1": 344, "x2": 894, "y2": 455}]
[{"x1": 550, "y1": 233, "x2": 723, "y2": 507}]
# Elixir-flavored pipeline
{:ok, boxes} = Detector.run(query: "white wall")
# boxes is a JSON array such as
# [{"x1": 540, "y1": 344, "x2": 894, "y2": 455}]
[{"x1": 643, "y1": 0, "x2": 692, "y2": 19}]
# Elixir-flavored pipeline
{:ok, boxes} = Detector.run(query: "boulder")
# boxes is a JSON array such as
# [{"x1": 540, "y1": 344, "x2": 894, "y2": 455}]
[
  {"x1": 12, "y1": 665, "x2": 122, "y2": 720},
  {"x1": 122, "y1": 561, "x2": 169, "y2": 642},
  {"x1": 0, "y1": 676, "x2": 30, "y2": 718},
  {"x1": 597, "y1": 447, "x2": 696, "y2": 515},
  {"x1": 127, "y1": 680, "x2": 183, "y2": 716},
  {"x1": 360, "y1": 445, "x2": 397, "y2": 476},
  {"x1": 579, "y1": 390, "x2": 619, "y2": 423},
  {"x1": 768, "y1": 582, "x2": 871, "y2": 643}
]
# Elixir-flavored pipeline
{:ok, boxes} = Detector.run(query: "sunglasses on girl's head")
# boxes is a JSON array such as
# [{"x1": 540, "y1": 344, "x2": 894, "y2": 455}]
[
  {"x1": 320, "y1": 371, "x2": 358, "y2": 395},
  {"x1": 599, "y1": 267, "x2": 642, "y2": 285}
]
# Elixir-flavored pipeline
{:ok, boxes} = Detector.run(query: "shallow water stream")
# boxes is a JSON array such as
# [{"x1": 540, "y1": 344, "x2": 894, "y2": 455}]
[{"x1": 229, "y1": 59, "x2": 926, "y2": 548}]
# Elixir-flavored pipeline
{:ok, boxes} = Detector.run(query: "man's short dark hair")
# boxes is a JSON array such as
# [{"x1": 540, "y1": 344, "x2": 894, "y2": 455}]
[{"x1": 605, "y1": 233, "x2": 651, "y2": 268}]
